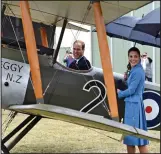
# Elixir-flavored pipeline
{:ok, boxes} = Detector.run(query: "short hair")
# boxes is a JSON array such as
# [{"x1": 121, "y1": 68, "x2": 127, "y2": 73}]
[
  {"x1": 73, "y1": 40, "x2": 85, "y2": 50},
  {"x1": 128, "y1": 47, "x2": 140, "y2": 57}
]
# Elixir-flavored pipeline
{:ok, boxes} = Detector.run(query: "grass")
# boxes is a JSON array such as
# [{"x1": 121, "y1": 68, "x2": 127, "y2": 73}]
[{"x1": 2, "y1": 110, "x2": 160, "y2": 153}]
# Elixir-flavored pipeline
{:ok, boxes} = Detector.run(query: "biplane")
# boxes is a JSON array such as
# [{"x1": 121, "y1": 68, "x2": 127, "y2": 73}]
[{"x1": 1, "y1": 1, "x2": 160, "y2": 153}]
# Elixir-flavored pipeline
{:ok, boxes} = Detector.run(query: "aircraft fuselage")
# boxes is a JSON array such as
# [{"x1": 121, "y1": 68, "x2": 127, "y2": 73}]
[{"x1": 2, "y1": 46, "x2": 160, "y2": 130}]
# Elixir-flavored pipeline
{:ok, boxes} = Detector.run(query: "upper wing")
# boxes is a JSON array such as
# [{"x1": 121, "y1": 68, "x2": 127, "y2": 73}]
[{"x1": 3, "y1": 1, "x2": 151, "y2": 26}]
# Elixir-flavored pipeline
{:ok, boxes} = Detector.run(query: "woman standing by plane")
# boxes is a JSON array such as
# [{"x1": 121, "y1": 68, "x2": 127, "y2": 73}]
[{"x1": 117, "y1": 47, "x2": 149, "y2": 153}]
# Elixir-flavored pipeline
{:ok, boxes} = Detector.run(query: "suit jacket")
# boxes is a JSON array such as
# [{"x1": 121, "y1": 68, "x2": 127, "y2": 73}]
[{"x1": 69, "y1": 56, "x2": 91, "y2": 70}]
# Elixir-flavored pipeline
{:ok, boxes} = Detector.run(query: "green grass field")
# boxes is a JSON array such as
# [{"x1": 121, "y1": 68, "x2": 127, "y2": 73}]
[{"x1": 2, "y1": 110, "x2": 160, "y2": 153}]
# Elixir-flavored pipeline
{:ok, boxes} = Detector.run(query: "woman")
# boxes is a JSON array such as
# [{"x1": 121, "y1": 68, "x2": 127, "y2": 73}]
[{"x1": 117, "y1": 47, "x2": 149, "y2": 153}]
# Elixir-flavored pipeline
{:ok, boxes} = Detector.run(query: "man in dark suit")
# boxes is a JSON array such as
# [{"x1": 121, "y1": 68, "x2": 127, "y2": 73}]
[{"x1": 69, "y1": 40, "x2": 91, "y2": 70}]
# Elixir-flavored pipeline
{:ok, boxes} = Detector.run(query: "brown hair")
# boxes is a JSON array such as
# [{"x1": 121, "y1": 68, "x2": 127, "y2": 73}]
[
  {"x1": 73, "y1": 40, "x2": 85, "y2": 50},
  {"x1": 128, "y1": 47, "x2": 140, "y2": 57}
]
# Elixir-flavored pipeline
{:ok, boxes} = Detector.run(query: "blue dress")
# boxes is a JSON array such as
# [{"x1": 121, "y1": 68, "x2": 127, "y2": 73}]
[{"x1": 118, "y1": 62, "x2": 149, "y2": 146}]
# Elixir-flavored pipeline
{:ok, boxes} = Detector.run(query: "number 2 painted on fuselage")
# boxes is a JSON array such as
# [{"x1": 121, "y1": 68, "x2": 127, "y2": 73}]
[{"x1": 80, "y1": 80, "x2": 106, "y2": 113}]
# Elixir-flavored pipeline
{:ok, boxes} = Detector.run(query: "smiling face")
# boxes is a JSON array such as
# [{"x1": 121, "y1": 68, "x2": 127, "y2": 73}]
[
  {"x1": 73, "y1": 41, "x2": 84, "y2": 59},
  {"x1": 128, "y1": 51, "x2": 140, "y2": 68}
]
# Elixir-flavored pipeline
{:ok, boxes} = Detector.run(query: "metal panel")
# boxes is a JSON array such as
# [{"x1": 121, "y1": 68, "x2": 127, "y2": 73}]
[{"x1": 2, "y1": 58, "x2": 30, "y2": 108}]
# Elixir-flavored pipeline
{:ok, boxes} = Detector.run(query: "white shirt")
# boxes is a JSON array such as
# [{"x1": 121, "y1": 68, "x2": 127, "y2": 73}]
[{"x1": 141, "y1": 57, "x2": 152, "y2": 78}]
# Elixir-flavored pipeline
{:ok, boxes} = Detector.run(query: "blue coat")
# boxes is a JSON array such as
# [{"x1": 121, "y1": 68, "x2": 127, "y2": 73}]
[{"x1": 118, "y1": 62, "x2": 149, "y2": 146}]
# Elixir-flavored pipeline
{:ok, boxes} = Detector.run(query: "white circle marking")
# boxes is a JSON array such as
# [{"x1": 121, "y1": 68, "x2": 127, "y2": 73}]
[{"x1": 143, "y1": 99, "x2": 159, "y2": 121}]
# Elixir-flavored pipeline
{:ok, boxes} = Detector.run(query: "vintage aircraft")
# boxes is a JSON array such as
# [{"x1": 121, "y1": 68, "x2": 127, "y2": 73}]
[{"x1": 1, "y1": 1, "x2": 160, "y2": 153}]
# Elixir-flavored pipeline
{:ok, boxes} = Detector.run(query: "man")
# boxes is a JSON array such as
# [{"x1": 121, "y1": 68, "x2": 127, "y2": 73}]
[
  {"x1": 69, "y1": 40, "x2": 91, "y2": 70},
  {"x1": 141, "y1": 52, "x2": 153, "y2": 82},
  {"x1": 63, "y1": 50, "x2": 74, "y2": 67}
]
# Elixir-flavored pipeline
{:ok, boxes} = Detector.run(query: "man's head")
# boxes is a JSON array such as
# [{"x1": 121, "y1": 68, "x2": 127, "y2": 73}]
[
  {"x1": 142, "y1": 52, "x2": 147, "y2": 58},
  {"x1": 73, "y1": 40, "x2": 85, "y2": 59}
]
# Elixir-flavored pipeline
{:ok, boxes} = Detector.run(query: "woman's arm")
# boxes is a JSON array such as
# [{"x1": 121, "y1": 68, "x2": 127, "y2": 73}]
[{"x1": 118, "y1": 71, "x2": 141, "y2": 98}]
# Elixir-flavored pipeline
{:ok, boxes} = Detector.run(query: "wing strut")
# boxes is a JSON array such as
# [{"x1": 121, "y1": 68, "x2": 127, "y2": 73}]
[
  {"x1": 53, "y1": 18, "x2": 67, "y2": 63},
  {"x1": 49, "y1": 25, "x2": 56, "y2": 48},
  {"x1": 92, "y1": 1, "x2": 119, "y2": 119},
  {"x1": 20, "y1": 1, "x2": 44, "y2": 104},
  {"x1": 2, "y1": 4, "x2": 6, "y2": 22}
]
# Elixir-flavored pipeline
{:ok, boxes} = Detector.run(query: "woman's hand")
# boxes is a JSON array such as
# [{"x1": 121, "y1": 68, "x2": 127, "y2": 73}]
[{"x1": 117, "y1": 89, "x2": 120, "y2": 93}]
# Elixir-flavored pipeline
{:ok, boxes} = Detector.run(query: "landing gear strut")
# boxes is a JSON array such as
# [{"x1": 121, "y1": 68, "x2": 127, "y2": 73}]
[
  {"x1": 2, "y1": 115, "x2": 41, "y2": 153},
  {"x1": 1, "y1": 143, "x2": 9, "y2": 154}
]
